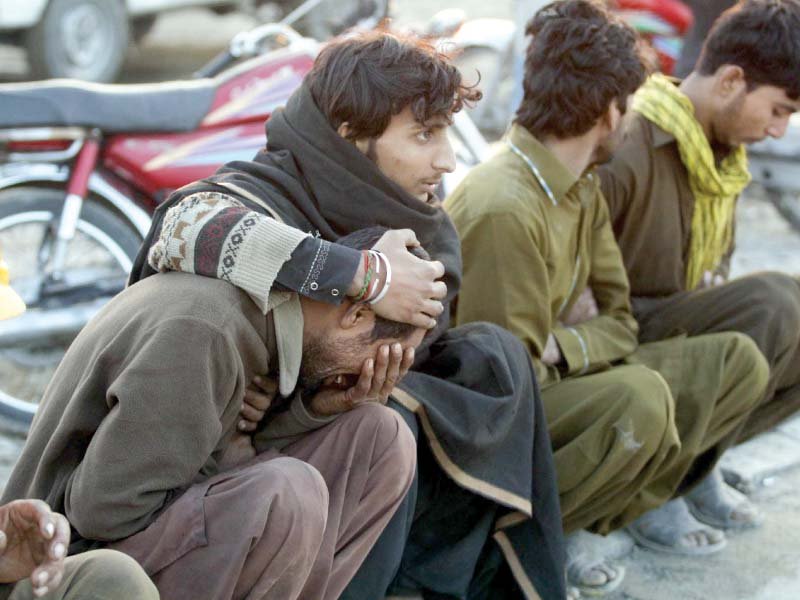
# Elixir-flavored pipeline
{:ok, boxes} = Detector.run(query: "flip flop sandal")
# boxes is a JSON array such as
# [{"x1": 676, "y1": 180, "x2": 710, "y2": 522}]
[
  {"x1": 627, "y1": 499, "x2": 727, "y2": 556},
  {"x1": 566, "y1": 533, "x2": 626, "y2": 596},
  {"x1": 567, "y1": 585, "x2": 583, "y2": 600},
  {"x1": 568, "y1": 559, "x2": 625, "y2": 596},
  {"x1": 685, "y1": 470, "x2": 763, "y2": 530},
  {"x1": 686, "y1": 495, "x2": 763, "y2": 530}
]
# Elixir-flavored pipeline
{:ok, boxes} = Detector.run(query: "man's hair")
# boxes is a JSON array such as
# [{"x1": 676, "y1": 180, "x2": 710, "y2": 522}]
[
  {"x1": 515, "y1": 0, "x2": 647, "y2": 139},
  {"x1": 337, "y1": 227, "x2": 430, "y2": 341},
  {"x1": 696, "y1": 0, "x2": 800, "y2": 99},
  {"x1": 306, "y1": 30, "x2": 481, "y2": 141}
]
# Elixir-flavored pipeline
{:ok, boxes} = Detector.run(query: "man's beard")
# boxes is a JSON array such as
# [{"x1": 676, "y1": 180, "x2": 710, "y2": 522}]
[
  {"x1": 298, "y1": 332, "x2": 369, "y2": 394},
  {"x1": 594, "y1": 123, "x2": 627, "y2": 165},
  {"x1": 712, "y1": 92, "x2": 746, "y2": 152}
]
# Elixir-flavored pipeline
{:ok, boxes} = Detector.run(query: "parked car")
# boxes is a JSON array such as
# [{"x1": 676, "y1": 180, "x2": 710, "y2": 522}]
[
  {"x1": 0, "y1": 0, "x2": 240, "y2": 82},
  {"x1": 0, "y1": 0, "x2": 387, "y2": 83}
]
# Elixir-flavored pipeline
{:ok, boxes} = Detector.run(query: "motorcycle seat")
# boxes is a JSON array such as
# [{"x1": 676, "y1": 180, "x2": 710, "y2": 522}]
[{"x1": 0, "y1": 78, "x2": 218, "y2": 133}]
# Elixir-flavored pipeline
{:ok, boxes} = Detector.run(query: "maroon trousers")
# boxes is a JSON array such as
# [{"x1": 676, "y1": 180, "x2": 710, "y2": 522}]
[{"x1": 110, "y1": 404, "x2": 416, "y2": 600}]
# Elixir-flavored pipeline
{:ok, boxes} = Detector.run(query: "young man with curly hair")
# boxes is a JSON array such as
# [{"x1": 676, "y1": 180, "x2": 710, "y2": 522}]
[
  {"x1": 598, "y1": 0, "x2": 800, "y2": 538},
  {"x1": 127, "y1": 30, "x2": 566, "y2": 600}
]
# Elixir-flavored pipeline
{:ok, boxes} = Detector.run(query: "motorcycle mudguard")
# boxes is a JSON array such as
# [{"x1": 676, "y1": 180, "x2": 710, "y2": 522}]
[{"x1": 0, "y1": 162, "x2": 152, "y2": 237}]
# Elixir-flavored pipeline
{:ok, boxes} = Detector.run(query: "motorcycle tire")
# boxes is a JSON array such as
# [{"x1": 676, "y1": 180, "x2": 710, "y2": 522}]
[
  {"x1": 0, "y1": 186, "x2": 143, "y2": 428},
  {"x1": 765, "y1": 187, "x2": 800, "y2": 235}
]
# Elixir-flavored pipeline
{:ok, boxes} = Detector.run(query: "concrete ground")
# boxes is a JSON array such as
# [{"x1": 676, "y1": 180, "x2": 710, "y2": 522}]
[
  {"x1": 600, "y1": 191, "x2": 800, "y2": 600},
  {"x1": 1, "y1": 4, "x2": 800, "y2": 598}
]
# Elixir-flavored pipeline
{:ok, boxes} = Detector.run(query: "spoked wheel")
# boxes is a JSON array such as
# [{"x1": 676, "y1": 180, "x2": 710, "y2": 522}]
[{"x1": 0, "y1": 187, "x2": 142, "y2": 427}]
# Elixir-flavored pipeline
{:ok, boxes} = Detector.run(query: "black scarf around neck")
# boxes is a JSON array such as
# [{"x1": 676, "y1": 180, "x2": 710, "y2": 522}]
[
  {"x1": 127, "y1": 82, "x2": 567, "y2": 600},
  {"x1": 211, "y1": 83, "x2": 462, "y2": 303}
]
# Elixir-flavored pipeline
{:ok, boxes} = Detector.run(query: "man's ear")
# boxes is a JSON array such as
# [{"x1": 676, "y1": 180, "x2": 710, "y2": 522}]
[
  {"x1": 336, "y1": 122, "x2": 370, "y2": 155},
  {"x1": 715, "y1": 65, "x2": 747, "y2": 98},
  {"x1": 601, "y1": 100, "x2": 623, "y2": 135},
  {"x1": 336, "y1": 122, "x2": 352, "y2": 139},
  {"x1": 339, "y1": 301, "x2": 374, "y2": 331}
]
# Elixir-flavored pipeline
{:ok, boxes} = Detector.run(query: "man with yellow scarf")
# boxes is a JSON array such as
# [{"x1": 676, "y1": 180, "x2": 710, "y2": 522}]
[{"x1": 599, "y1": 0, "x2": 800, "y2": 536}]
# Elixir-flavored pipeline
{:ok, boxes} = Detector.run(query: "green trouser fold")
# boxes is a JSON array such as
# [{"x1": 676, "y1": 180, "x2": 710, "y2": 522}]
[
  {"x1": 634, "y1": 272, "x2": 800, "y2": 442},
  {"x1": 545, "y1": 332, "x2": 768, "y2": 534}
]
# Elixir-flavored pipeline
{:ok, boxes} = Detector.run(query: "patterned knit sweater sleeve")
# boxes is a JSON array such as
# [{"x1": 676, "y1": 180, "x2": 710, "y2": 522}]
[{"x1": 148, "y1": 191, "x2": 310, "y2": 313}]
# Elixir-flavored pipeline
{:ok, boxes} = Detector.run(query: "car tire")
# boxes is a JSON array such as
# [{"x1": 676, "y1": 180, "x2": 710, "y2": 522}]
[{"x1": 25, "y1": 0, "x2": 129, "y2": 83}]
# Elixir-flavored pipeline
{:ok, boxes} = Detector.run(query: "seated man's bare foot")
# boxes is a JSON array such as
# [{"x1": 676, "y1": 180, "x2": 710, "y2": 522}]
[
  {"x1": 686, "y1": 466, "x2": 763, "y2": 530},
  {"x1": 566, "y1": 530, "x2": 625, "y2": 596},
  {"x1": 628, "y1": 498, "x2": 726, "y2": 555}
]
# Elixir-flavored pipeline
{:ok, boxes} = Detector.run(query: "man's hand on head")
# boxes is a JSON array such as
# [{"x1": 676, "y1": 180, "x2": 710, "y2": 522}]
[
  {"x1": 308, "y1": 343, "x2": 415, "y2": 416},
  {"x1": 0, "y1": 499, "x2": 69, "y2": 596},
  {"x1": 562, "y1": 287, "x2": 599, "y2": 327},
  {"x1": 352, "y1": 229, "x2": 446, "y2": 330}
]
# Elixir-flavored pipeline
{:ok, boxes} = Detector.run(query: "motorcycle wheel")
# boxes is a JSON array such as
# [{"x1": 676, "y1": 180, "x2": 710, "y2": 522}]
[
  {"x1": 765, "y1": 187, "x2": 800, "y2": 234},
  {"x1": 0, "y1": 187, "x2": 143, "y2": 428}
]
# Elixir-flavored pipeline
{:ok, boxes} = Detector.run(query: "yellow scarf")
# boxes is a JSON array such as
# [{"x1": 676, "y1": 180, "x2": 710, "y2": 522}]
[{"x1": 632, "y1": 73, "x2": 751, "y2": 290}]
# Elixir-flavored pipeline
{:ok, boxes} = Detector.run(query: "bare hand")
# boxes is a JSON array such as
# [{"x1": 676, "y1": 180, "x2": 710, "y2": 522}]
[
  {"x1": 541, "y1": 333, "x2": 562, "y2": 366},
  {"x1": 309, "y1": 343, "x2": 415, "y2": 416},
  {"x1": 238, "y1": 375, "x2": 278, "y2": 432},
  {"x1": 698, "y1": 271, "x2": 726, "y2": 289},
  {"x1": 367, "y1": 229, "x2": 447, "y2": 330},
  {"x1": 0, "y1": 499, "x2": 69, "y2": 596},
  {"x1": 562, "y1": 287, "x2": 599, "y2": 326},
  {"x1": 219, "y1": 432, "x2": 256, "y2": 470}
]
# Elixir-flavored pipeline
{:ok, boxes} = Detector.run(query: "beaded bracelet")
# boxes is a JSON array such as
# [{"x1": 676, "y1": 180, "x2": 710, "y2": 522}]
[
  {"x1": 369, "y1": 251, "x2": 392, "y2": 305},
  {"x1": 354, "y1": 251, "x2": 375, "y2": 302}
]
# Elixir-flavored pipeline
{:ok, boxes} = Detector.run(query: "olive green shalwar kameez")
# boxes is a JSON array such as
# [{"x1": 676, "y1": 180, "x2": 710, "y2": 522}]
[
  {"x1": 445, "y1": 124, "x2": 768, "y2": 534},
  {"x1": 598, "y1": 113, "x2": 800, "y2": 441}
]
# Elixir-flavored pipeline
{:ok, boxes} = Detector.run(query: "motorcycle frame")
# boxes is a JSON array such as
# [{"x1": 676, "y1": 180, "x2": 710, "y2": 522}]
[
  {"x1": 0, "y1": 19, "x2": 488, "y2": 348},
  {"x1": 0, "y1": 25, "x2": 317, "y2": 274}
]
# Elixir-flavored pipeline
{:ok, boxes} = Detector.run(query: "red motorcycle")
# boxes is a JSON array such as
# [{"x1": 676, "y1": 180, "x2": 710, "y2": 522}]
[
  {"x1": 0, "y1": 24, "x2": 322, "y2": 421},
  {"x1": 612, "y1": 0, "x2": 694, "y2": 75},
  {"x1": 0, "y1": 21, "x2": 487, "y2": 422}
]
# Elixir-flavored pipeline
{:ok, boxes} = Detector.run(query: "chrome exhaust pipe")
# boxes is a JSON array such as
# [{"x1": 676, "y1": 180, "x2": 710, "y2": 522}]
[{"x1": 0, "y1": 299, "x2": 109, "y2": 347}]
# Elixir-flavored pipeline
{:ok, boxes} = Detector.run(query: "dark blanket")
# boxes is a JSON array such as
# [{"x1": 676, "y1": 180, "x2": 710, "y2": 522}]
[{"x1": 129, "y1": 83, "x2": 565, "y2": 599}]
